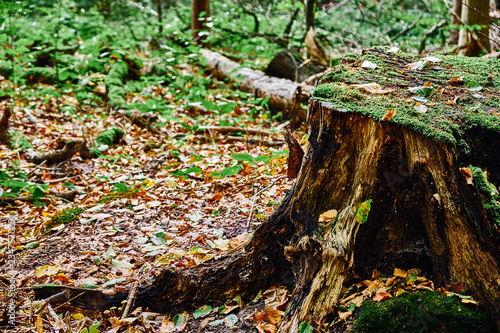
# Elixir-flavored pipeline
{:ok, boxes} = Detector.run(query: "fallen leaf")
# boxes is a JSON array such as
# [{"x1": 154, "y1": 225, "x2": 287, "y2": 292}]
[
  {"x1": 350, "y1": 83, "x2": 394, "y2": 94},
  {"x1": 35, "y1": 265, "x2": 61, "y2": 278},
  {"x1": 393, "y1": 268, "x2": 407, "y2": 278},
  {"x1": 381, "y1": 109, "x2": 396, "y2": 121},
  {"x1": 319, "y1": 209, "x2": 337, "y2": 222},
  {"x1": 256, "y1": 323, "x2": 277, "y2": 333},
  {"x1": 264, "y1": 307, "x2": 282, "y2": 325},
  {"x1": 372, "y1": 290, "x2": 392, "y2": 302}
]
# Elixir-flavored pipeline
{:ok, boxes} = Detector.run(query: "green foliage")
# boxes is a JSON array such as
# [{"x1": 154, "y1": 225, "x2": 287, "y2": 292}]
[
  {"x1": 354, "y1": 291, "x2": 495, "y2": 333},
  {"x1": 8, "y1": 131, "x2": 33, "y2": 150},
  {"x1": 46, "y1": 207, "x2": 84, "y2": 232},
  {"x1": 299, "y1": 322, "x2": 314, "y2": 333},
  {"x1": 469, "y1": 166, "x2": 500, "y2": 227}
]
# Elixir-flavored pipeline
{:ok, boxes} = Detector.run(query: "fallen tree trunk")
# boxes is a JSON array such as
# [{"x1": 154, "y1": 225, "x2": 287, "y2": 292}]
[
  {"x1": 201, "y1": 49, "x2": 314, "y2": 121},
  {"x1": 33, "y1": 49, "x2": 500, "y2": 331}
]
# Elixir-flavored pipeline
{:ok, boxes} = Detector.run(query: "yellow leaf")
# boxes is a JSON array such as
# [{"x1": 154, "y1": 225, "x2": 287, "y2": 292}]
[
  {"x1": 73, "y1": 313, "x2": 85, "y2": 320},
  {"x1": 35, "y1": 265, "x2": 61, "y2": 278}
]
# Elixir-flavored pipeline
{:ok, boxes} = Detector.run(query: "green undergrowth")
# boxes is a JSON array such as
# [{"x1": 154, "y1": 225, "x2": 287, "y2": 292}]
[
  {"x1": 469, "y1": 166, "x2": 500, "y2": 227},
  {"x1": 354, "y1": 291, "x2": 495, "y2": 333},
  {"x1": 314, "y1": 49, "x2": 500, "y2": 147},
  {"x1": 44, "y1": 207, "x2": 84, "y2": 233}
]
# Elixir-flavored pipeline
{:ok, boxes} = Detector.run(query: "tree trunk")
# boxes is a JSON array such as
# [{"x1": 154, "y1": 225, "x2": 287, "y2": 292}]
[
  {"x1": 450, "y1": 0, "x2": 462, "y2": 44},
  {"x1": 305, "y1": 0, "x2": 316, "y2": 33},
  {"x1": 458, "y1": 0, "x2": 491, "y2": 55},
  {"x1": 278, "y1": 99, "x2": 500, "y2": 330},
  {"x1": 157, "y1": 0, "x2": 163, "y2": 34},
  {"x1": 192, "y1": 0, "x2": 210, "y2": 45},
  {"x1": 200, "y1": 49, "x2": 314, "y2": 121}
]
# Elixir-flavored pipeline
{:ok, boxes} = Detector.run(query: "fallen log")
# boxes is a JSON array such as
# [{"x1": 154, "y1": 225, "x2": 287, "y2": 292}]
[
  {"x1": 33, "y1": 49, "x2": 500, "y2": 331},
  {"x1": 201, "y1": 49, "x2": 314, "y2": 121}
]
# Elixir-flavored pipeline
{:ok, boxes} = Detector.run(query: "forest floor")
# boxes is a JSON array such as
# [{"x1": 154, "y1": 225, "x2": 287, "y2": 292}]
[{"x1": 0, "y1": 51, "x2": 305, "y2": 332}]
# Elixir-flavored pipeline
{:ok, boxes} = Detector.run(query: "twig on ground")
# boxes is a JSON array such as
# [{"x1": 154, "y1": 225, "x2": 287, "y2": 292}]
[
  {"x1": 121, "y1": 282, "x2": 138, "y2": 319},
  {"x1": 246, "y1": 175, "x2": 286, "y2": 230}
]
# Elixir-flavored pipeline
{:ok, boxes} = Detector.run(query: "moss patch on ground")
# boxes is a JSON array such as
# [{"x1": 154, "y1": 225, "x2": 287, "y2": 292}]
[
  {"x1": 313, "y1": 48, "x2": 500, "y2": 146},
  {"x1": 354, "y1": 291, "x2": 495, "y2": 333}
]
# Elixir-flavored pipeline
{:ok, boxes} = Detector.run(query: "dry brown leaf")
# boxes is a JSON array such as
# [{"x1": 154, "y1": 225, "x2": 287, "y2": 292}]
[
  {"x1": 385, "y1": 276, "x2": 397, "y2": 287},
  {"x1": 319, "y1": 209, "x2": 337, "y2": 222},
  {"x1": 393, "y1": 268, "x2": 407, "y2": 278},
  {"x1": 338, "y1": 310, "x2": 353, "y2": 320},
  {"x1": 253, "y1": 310, "x2": 269, "y2": 323},
  {"x1": 350, "y1": 83, "x2": 394, "y2": 94},
  {"x1": 35, "y1": 315, "x2": 43, "y2": 333},
  {"x1": 256, "y1": 322, "x2": 277, "y2": 333},
  {"x1": 264, "y1": 307, "x2": 282, "y2": 325}
]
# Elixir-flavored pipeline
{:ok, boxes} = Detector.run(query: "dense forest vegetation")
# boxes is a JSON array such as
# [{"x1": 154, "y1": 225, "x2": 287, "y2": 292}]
[{"x1": 0, "y1": 0, "x2": 499, "y2": 332}]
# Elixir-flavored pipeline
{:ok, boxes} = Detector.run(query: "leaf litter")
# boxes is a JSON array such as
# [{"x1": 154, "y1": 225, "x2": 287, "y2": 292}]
[{"x1": 0, "y1": 42, "x2": 300, "y2": 332}]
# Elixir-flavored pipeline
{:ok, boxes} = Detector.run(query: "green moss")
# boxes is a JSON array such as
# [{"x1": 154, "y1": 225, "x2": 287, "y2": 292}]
[
  {"x1": 469, "y1": 166, "x2": 500, "y2": 227},
  {"x1": 105, "y1": 60, "x2": 129, "y2": 108},
  {"x1": 90, "y1": 127, "x2": 125, "y2": 155},
  {"x1": 45, "y1": 207, "x2": 84, "y2": 233},
  {"x1": 354, "y1": 291, "x2": 494, "y2": 333},
  {"x1": 313, "y1": 49, "x2": 500, "y2": 146}
]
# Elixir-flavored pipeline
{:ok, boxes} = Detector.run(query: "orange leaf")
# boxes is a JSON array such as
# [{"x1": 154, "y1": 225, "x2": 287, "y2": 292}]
[
  {"x1": 381, "y1": 109, "x2": 396, "y2": 121},
  {"x1": 423, "y1": 81, "x2": 432, "y2": 87},
  {"x1": 372, "y1": 291, "x2": 392, "y2": 302},
  {"x1": 256, "y1": 323, "x2": 277, "y2": 333},
  {"x1": 264, "y1": 307, "x2": 282, "y2": 325},
  {"x1": 209, "y1": 192, "x2": 222, "y2": 201}
]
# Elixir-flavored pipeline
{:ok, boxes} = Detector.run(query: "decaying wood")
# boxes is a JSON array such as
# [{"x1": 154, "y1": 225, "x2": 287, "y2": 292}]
[
  {"x1": 24, "y1": 140, "x2": 88, "y2": 165},
  {"x1": 0, "y1": 107, "x2": 11, "y2": 145},
  {"x1": 305, "y1": 27, "x2": 329, "y2": 66},
  {"x1": 284, "y1": 125, "x2": 304, "y2": 179},
  {"x1": 201, "y1": 49, "x2": 314, "y2": 121}
]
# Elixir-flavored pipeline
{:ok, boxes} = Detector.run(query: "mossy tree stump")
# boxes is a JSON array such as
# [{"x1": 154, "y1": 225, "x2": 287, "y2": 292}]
[{"x1": 34, "y1": 49, "x2": 500, "y2": 331}]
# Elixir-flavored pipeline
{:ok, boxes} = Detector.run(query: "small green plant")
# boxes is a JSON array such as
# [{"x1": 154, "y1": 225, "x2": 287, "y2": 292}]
[
  {"x1": 99, "y1": 182, "x2": 138, "y2": 203},
  {"x1": 44, "y1": 207, "x2": 84, "y2": 233}
]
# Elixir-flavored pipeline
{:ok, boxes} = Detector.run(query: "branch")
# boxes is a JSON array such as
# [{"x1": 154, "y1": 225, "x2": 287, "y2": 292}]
[
  {"x1": 389, "y1": 16, "x2": 421, "y2": 42},
  {"x1": 419, "y1": 20, "x2": 448, "y2": 54}
]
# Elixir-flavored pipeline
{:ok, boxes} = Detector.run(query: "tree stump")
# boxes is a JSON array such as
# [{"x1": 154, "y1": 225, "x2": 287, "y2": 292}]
[{"x1": 33, "y1": 49, "x2": 500, "y2": 331}]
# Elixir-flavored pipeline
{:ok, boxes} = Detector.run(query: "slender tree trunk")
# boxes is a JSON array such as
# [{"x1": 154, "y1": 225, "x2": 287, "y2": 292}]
[
  {"x1": 305, "y1": 0, "x2": 316, "y2": 33},
  {"x1": 157, "y1": 0, "x2": 163, "y2": 33},
  {"x1": 458, "y1": 0, "x2": 491, "y2": 55},
  {"x1": 450, "y1": 0, "x2": 462, "y2": 44},
  {"x1": 192, "y1": 0, "x2": 210, "y2": 45}
]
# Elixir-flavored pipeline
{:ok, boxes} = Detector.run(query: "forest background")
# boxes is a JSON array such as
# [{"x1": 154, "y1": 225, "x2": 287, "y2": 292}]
[{"x1": 0, "y1": 0, "x2": 499, "y2": 332}]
